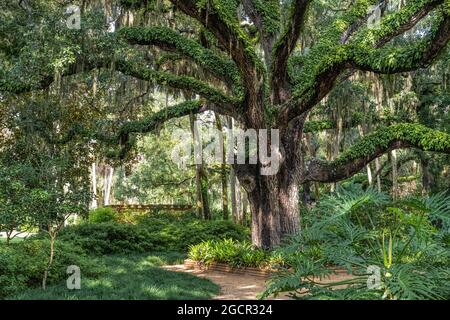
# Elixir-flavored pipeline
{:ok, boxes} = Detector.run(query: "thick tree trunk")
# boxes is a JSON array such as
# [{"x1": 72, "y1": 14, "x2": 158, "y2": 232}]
[
  {"x1": 244, "y1": 171, "x2": 301, "y2": 249},
  {"x1": 236, "y1": 108, "x2": 304, "y2": 249}
]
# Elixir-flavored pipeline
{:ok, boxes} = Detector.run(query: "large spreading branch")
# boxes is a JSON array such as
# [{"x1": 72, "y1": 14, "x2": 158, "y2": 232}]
[
  {"x1": 1, "y1": 51, "x2": 238, "y2": 116},
  {"x1": 118, "y1": 26, "x2": 242, "y2": 95},
  {"x1": 351, "y1": 13, "x2": 450, "y2": 73},
  {"x1": 304, "y1": 123, "x2": 450, "y2": 183},
  {"x1": 100, "y1": 100, "x2": 200, "y2": 159},
  {"x1": 241, "y1": 0, "x2": 280, "y2": 61},
  {"x1": 270, "y1": 0, "x2": 310, "y2": 103},
  {"x1": 115, "y1": 59, "x2": 238, "y2": 112},
  {"x1": 278, "y1": 0, "x2": 446, "y2": 125},
  {"x1": 169, "y1": 0, "x2": 261, "y2": 94}
]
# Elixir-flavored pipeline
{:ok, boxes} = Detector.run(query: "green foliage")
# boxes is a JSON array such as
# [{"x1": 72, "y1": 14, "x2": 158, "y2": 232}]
[
  {"x1": 253, "y1": 0, "x2": 281, "y2": 35},
  {"x1": 9, "y1": 253, "x2": 219, "y2": 300},
  {"x1": 0, "y1": 165, "x2": 38, "y2": 240},
  {"x1": 333, "y1": 123, "x2": 450, "y2": 166},
  {"x1": 116, "y1": 59, "x2": 238, "y2": 107},
  {"x1": 118, "y1": 26, "x2": 243, "y2": 98},
  {"x1": 188, "y1": 238, "x2": 271, "y2": 268},
  {"x1": 262, "y1": 184, "x2": 450, "y2": 300},
  {"x1": 58, "y1": 212, "x2": 249, "y2": 255},
  {"x1": 88, "y1": 207, "x2": 118, "y2": 224},
  {"x1": 0, "y1": 239, "x2": 104, "y2": 299}
]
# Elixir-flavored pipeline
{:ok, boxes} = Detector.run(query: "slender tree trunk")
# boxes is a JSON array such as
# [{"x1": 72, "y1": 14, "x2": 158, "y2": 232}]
[
  {"x1": 91, "y1": 162, "x2": 98, "y2": 209},
  {"x1": 5, "y1": 230, "x2": 11, "y2": 246},
  {"x1": 189, "y1": 113, "x2": 210, "y2": 219},
  {"x1": 190, "y1": 114, "x2": 204, "y2": 218},
  {"x1": 420, "y1": 153, "x2": 432, "y2": 195},
  {"x1": 358, "y1": 124, "x2": 373, "y2": 185},
  {"x1": 215, "y1": 114, "x2": 229, "y2": 219},
  {"x1": 391, "y1": 150, "x2": 398, "y2": 198},
  {"x1": 375, "y1": 157, "x2": 382, "y2": 192},
  {"x1": 42, "y1": 232, "x2": 56, "y2": 290},
  {"x1": 104, "y1": 166, "x2": 114, "y2": 206},
  {"x1": 228, "y1": 117, "x2": 238, "y2": 223},
  {"x1": 200, "y1": 168, "x2": 211, "y2": 220},
  {"x1": 236, "y1": 180, "x2": 242, "y2": 224},
  {"x1": 242, "y1": 190, "x2": 249, "y2": 226},
  {"x1": 230, "y1": 166, "x2": 238, "y2": 223},
  {"x1": 302, "y1": 181, "x2": 311, "y2": 205}
]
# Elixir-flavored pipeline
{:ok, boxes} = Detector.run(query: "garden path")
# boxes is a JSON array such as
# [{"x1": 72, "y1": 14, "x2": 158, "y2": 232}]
[{"x1": 163, "y1": 264, "x2": 356, "y2": 300}]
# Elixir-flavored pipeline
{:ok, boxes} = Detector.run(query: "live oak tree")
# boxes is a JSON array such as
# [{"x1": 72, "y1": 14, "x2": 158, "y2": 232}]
[{"x1": 2, "y1": 0, "x2": 450, "y2": 248}]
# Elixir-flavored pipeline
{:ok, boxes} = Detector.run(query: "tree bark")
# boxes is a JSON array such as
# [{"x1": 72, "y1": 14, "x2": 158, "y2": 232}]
[
  {"x1": 91, "y1": 162, "x2": 98, "y2": 209},
  {"x1": 243, "y1": 168, "x2": 301, "y2": 249},
  {"x1": 237, "y1": 123, "x2": 303, "y2": 249},
  {"x1": 42, "y1": 232, "x2": 56, "y2": 290},
  {"x1": 420, "y1": 153, "x2": 432, "y2": 195},
  {"x1": 215, "y1": 113, "x2": 229, "y2": 219},
  {"x1": 103, "y1": 166, "x2": 114, "y2": 206},
  {"x1": 189, "y1": 113, "x2": 211, "y2": 220}
]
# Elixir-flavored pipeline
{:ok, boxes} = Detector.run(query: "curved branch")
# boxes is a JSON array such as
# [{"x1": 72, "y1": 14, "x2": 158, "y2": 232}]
[
  {"x1": 118, "y1": 26, "x2": 242, "y2": 95},
  {"x1": 115, "y1": 59, "x2": 239, "y2": 112},
  {"x1": 304, "y1": 123, "x2": 450, "y2": 183},
  {"x1": 111, "y1": 99, "x2": 231, "y2": 159},
  {"x1": 242, "y1": 0, "x2": 280, "y2": 64},
  {"x1": 169, "y1": 0, "x2": 261, "y2": 92},
  {"x1": 116, "y1": 100, "x2": 204, "y2": 138},
  {"x1": 271, "y1": 0, "x2": 310, "y2": 103},
  {"x1": 351, "y1": 13, "x2": 450, "y2": 74},
  {"x1": 279, "y1": 0, "x2": 445, "y2": 124}
]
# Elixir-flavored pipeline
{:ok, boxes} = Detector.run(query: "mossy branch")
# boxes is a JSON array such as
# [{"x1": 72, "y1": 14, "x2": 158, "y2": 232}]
[
  {"x1": 103, "y1": 100, "x2": 211, "y2": 159},
  {"x1": 351, "y1": 12, "x2": 450, "y2": 73},
  {"x1": 305, "y1": 123, "x2": 450, "y2": 182},
  {"x1": 118, "y1": 26, "x2": 243, "y2": 97},
  {"x1": 168, "y1": 0, "x2": 261, "y2": 80},
  {"x1": 271, "y1": 0, "x2": 311, "y2": 100},
  {"x1": 115, "y1": 59, "x2": 239, "y2": 111},
  {"x1": 280, "y1": 0, "x2": 445, "y2": 124}
]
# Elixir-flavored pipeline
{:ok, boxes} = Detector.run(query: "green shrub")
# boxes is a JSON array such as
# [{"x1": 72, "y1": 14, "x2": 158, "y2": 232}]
[
  {"x1": 88, "y1": 207, "x2": 118, "y2": 224},
  {"x1": 262, "y1": 184, "x2": 450, "y2": 300},
  {"x1": 0, "y1": 239, "x2": 105, "y2": 298},
  {"x1": 188, "y1": 239, "x2": 271, "y2": 269},
  {"x1": 58, "y1": 223, "x2": 162, "y2": 254},
  {"x1": 59, "y1": 213, "x2": 250, "y2": 254}
]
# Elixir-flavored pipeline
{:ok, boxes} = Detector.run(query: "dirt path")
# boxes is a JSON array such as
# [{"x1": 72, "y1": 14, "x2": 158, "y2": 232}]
[
  {"x1": 162, "y1": 264, "x2": 287, "y2": 300},
  {"x1": 163, "y1": 264, "x2": 355, "y2": 300}
]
